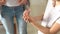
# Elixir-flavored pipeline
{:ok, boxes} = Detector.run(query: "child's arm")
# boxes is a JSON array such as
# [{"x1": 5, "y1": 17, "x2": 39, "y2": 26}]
[
  {"x1": 23, "y1": 12, "x2": 60, "y2": 34},
  {"x1": 33, "y1": 14, "x2": 44, "y2": 21},
  {"x1": 30, "y1": 19, "x2": 60, "y2": 34},
  {"x1": 23, "y1": 10, "x2": 44, "y2": 22},
  {"x1": 26, "y1": 16, "x2": 60, "y2": 34}
]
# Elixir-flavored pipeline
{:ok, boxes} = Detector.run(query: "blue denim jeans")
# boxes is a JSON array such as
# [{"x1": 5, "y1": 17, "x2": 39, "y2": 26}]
[{"x1": 1, "y1": 5, "x2": 27, "y2": 34}]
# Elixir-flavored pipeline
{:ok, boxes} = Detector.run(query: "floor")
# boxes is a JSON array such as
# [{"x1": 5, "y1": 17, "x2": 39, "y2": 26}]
[{"x1": 0, "y1": 25, "x2": 6, "y2": 34}]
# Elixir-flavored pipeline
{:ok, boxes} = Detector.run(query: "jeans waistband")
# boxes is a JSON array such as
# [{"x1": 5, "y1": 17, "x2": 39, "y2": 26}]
[{"x1": 2, "y1": 5, "x2": 23, "y2": 8}]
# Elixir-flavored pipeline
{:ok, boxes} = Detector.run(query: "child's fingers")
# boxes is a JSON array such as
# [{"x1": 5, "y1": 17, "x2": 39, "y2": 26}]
[
  {"x1": 23, "y1": 10, "x2": 30, "y2": 22},
  {"x1": 23, "y1": 16, "x2": 29, "y2": 22},
  {"x1": 23, "y1": 14, "x2": 29, "y2": 22}
]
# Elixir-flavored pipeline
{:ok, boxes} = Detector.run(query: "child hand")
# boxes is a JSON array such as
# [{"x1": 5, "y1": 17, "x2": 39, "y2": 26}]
[
  {"x1": 23, "y1": 8, "x2": 35, "y2": 23},
  {"x1": 23, "y1": 8, "x2": 30, "y2": 22}
]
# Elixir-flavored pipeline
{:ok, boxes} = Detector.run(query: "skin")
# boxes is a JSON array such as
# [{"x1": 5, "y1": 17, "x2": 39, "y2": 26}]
[
  {"x1": 52, "y1": 0, "x2": 56, "y2": 7},
  {"x1": 0, "y1": 0, "x2": 30, "y2": 10},
  {"x1": 23, "y1": 0, "x2": 60, "y2": 34},
  {"x1": 18, "y1": 0, "x2": 28, "y2": 5},
  {"x1": 0, "y1": 0, "x2": 28, "y2": 5},
  {"x1": 0, "y1": 0, "x2": 6, "y2": 5}
]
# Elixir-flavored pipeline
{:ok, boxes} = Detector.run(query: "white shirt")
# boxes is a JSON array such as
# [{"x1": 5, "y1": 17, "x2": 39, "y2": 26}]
[
  {"x1": 41, "y1": 0, "x2": 53, "y2": 27},
  {"x1": 38, "y1": 6, "x2": 60, "y2": 34},
  {"x1": 55, "y1": 6, "x2": 60, "y2": 24},
  {"x1": 5, "y1": 0, "x2": 20, "y2": 7},
  {"x1": 38, "y1": 0, "x2": 53, "y2": 34},
  {"x1": 38, "y1": 0, "x2": 60, "y2": 34}
]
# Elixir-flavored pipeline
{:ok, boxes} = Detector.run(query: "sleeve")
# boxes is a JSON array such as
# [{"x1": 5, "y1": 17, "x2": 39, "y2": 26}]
[{"x1": 56, "y1": 18, "x2": 60, "y2": 24}]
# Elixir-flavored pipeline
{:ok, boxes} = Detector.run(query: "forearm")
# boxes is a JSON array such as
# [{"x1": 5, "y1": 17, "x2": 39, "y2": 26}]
[
  {"x1": 30, "y1": 21, "x2": 55, "y2": 34},
  {"x1": 33, "y1": 15, "x2": 43, "y2": 21}
]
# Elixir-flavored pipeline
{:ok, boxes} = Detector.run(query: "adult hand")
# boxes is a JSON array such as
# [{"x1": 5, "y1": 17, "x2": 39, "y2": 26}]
[
  {"x1": 18, "y1": 0, "x2": 28, "y2": 5},
  {"x1": 0, "y1": 0, "x2": 6, "y2": 5}
]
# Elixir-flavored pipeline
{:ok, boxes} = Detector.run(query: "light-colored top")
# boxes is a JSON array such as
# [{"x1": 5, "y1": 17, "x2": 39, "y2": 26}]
[
  {"x1": 54, "y1": 6, "x2": 60, "y2": 24},
  {"x1": 41, "y1": 0, "x2": 53, "y2": 28},
  {"x1": 38, "y1": 5, "x2": 60, "y2": 34},
  {"x1": 5, "y1": 0, "x2": 20, "y2": 7},
  {"x1": 47, "y1": 5, "x2": 60, "y2": 27},
  {"x1": 38, "y1": 0, "x2": 60, "y2": 34},
  {"x1": 38, "y1": 0, "x2": 53, "y2": 33}
]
